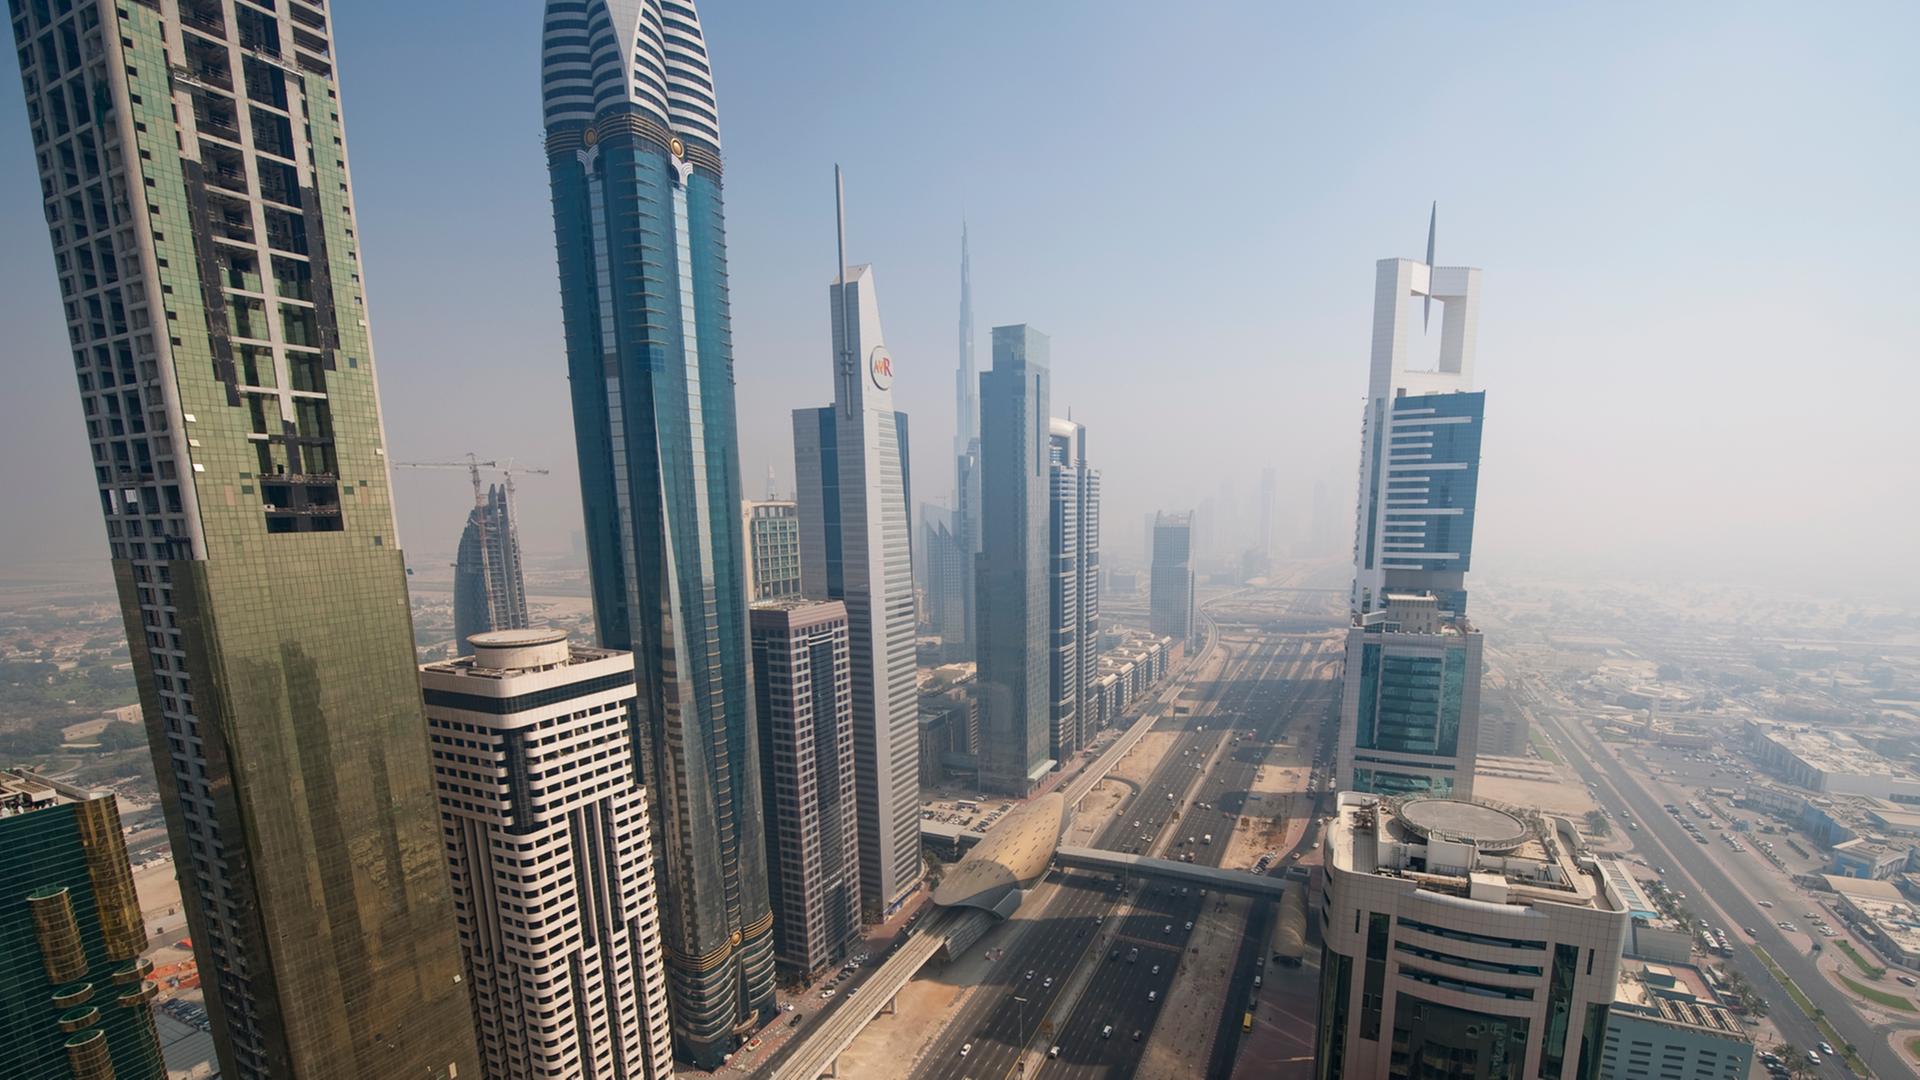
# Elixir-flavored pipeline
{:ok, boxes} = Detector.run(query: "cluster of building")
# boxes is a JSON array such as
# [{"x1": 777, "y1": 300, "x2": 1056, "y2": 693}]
[{"x1": 0, "y1": 1, "x2": 1191, "y2": 1077}]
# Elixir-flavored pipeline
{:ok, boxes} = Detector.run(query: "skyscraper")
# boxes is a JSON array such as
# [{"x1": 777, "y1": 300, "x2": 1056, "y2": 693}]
[
  {"x1": 1, "y1": 770, "x2": 164, "y2": 1080},
  {"x1": 1150, "y1": 512, "x2": 1196, "y2": 644},
  {"x1": 420, "y1": 630, "x2": 675, "y2": 1080},
  {"x1": 926, "y1": 224, "x2": 981, "y2": 662},
  {"x1": 792, "y1": 170, "x2": 922, "y2": 918},
  {"x1": 1350, "y1": 253, "x2": 1484, "y2": 616},
  {"x1": 453, "y1": 482, "x2": 531, "y2": 650},
  {"x1": 5, "y1": 5, "x2": 480, "y2": 1077},
  {"x1": 1336, "y1": 591, "x2": 1484, "y2": 799},
  {"x1": 976, "y1": 325, "x2": 1056, "y2": 795},
  {"x1": 749, "y1": 598, "x2": 862, "y2": 978},
  {"x1": 1257, "y1": 464, "x2": 1277, "y2": 566},
  {"x1": 1048, "y1": 418, "x2": 1101, "y2": 760},
  {"x1": 743, "y1": 499, "x2": 802, "y2": 601},
  {"x1": 541, "y1": 1, "x2": 775, "y2": 1064}
]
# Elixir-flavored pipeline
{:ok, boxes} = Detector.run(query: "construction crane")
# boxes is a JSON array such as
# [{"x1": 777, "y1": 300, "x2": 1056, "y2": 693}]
[{"x1": 393, "y1": 454, "x2": 550, "y2": 506}]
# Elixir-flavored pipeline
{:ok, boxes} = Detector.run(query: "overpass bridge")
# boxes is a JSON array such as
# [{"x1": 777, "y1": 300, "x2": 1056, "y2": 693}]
[{"x1": 1053, "y1": 845, "x2": 1289, "y2": 899}]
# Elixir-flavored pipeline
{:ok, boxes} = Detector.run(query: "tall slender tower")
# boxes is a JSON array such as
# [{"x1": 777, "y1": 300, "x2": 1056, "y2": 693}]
[
  {"x1": 4, "y1": 5, "x2": 480, "y2": 1078},
  {"x1": 1047, "y1": 419, "x2": 1100, "y2": 758},
  {"x1": 955, "y1": 220, "x2": 977, "y2": 462},
  {"x1": 541, "y1": 1, "x2": 775, "y2": 1066},
  {"x1": 793, "y1": 169, "x2": 922, "y2": 918},
  {"x1": 976, "y1": 325, "x2": 1056, "y2": 794}
]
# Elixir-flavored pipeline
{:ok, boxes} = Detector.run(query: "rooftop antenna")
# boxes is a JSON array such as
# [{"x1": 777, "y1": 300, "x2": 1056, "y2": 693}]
[
  {"x1": 835, "y1": 164, "x2": 856, "y2": 416},
  {"x1": 1423, "y1": 201, "x2": 1437, "y2": 332}
]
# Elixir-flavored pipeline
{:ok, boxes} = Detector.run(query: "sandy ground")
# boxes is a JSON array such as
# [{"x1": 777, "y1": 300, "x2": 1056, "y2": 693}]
[
  {"x1": 1475, "y1": 761, "x2": 1601, "y2": 820},
  {"x1": 1136, "y1": 894, "x2": 1248, "y2": 1080}
]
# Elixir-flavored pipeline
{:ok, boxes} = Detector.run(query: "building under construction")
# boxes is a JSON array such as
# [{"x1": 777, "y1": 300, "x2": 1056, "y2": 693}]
[{"x1": 454, "y1": 482, "x2": 530, "y2": 651}]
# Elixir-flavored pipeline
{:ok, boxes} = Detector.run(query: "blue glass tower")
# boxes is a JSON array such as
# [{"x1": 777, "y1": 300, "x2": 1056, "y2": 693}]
[{"x1": 541, "y1": 1, "x2": 774, "y2": 1066}]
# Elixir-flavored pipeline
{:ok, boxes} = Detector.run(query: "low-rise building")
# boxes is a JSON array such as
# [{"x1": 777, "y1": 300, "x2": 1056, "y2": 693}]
[
  {"x1": 1825, "y1": 875, "x2": 1920, "y2": 968},
  {"x1": 1600, "y1": 962, "x2": 1752, "y2": 1080},
  {"x1": 1745, "y1": 720, "x2": 1920, "y2": 803}
]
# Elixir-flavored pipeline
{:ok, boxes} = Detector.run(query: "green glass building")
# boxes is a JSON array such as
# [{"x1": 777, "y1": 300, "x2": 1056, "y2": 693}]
[
  {"x1": 1, "y1": 771, "x2": 164, "y2": 1080},
  {"x1": 5, "y1": 3, "x2": 479, "y2": 1078}
]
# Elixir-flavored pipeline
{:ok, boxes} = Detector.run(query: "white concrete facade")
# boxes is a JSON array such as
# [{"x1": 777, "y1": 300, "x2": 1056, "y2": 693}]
[
  {"x1": 793, "y1": 240, "x2": 922, "y2": 918},
  {"x1": 422, "y1": 631, "x2": 674, "y2": 1080},
  {"x1": 1317, "y1": 792, "x2": 1628, "y2": 1080}
]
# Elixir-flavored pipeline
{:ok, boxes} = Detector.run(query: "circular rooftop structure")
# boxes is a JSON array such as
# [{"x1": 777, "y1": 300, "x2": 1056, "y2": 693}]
[
  {"x1": 468, "y1": 628, "x2": 570, "y2": 671},
  {"x1": 932, "y1": 792, "x2": 1067, "y2": 915},
  {"x1": 1395, "y1": 798, "x2": 1531, "y2": 853},
  {"x1": 469, "y1": 628, "x2": 569, "y2": 648}
]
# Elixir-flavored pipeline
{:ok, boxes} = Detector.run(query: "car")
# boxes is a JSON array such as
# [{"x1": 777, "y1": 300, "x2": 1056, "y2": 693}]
[
  {"x1": 1185, "y1": 921, "x2": 1194, "y2": 931},
  {"x1": 1025, "y1": 970, "x2": 1034, "y2": 980},
  {"x1": 1043, "y1": 977, "x2": 1053, "y2": 988},
  {"x1": 1049, "y1": 1046, "x2": 1061, "y2": 1059},
  {"x1": 1757, "y1": 900, "x2": 1774, "y2": 908},
  {"x1": 820, "y1": 988, "x2": 834, "y2": 999},
  {"x1": 1163, "y1": 924, "x2": 1172, "y2": 935},
  {"x1": 1152, "y1": 964, "x2": 1161, "y2": 975},
  {"x1": 960, "y1": 1043, "x2": 972, "y2": 1057},
  {"x1": 1102, "y1": 1025, "x2": 1113, "y2": 1039},
  {"x1": 1148, "y1": 990, "x2": 1157, "y2": 1002},
  {"x1": 1133, "y1": 1029, "x2": 1143, "y2": 1041},
  {"x1": 1806, "y1": 1050, "x2": 1821, "y2": 1065},
  {"x1": 1806, "y1": 911, "x2": 1820, "y2": 920},
  {"x1": 1745, "y1": 926, "x2": 1758, "y2": 936},
  {"x1": 1900, "y1": 974, "x2": 1918, "y2": 987}
]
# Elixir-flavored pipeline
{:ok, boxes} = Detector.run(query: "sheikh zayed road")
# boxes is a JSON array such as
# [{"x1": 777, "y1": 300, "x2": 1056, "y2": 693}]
[{"x1": 912, "y1": 586, "x2": 1344, "y2": 1080}]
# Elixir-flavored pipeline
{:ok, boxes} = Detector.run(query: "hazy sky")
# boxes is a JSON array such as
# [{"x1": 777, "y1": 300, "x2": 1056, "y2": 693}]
[{"x1": 1, "y1": 3, "x2": 1914, "y2": 599}]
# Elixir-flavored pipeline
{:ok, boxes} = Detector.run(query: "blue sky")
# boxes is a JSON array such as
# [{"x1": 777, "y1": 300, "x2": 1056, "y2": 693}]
[{"x1": 1, "y1": 2, "x2": 1914, "y2": 597}]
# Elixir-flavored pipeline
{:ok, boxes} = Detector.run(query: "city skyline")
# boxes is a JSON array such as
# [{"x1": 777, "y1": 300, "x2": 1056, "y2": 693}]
[{"x1": 1, "y1": 4, "x2": 1914, "y2": 600}]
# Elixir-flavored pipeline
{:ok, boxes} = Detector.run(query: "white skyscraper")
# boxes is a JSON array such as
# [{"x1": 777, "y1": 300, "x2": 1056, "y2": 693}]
[
  {"x1": 421, "y1": 629, "x2": 674, "y2": 1080},
  {"x1": 1351, "y1": 244, "x2": 1485, "y2": 617},
  {"x1": 793, "y1": 169, "x2": 922, "y2": 918}
]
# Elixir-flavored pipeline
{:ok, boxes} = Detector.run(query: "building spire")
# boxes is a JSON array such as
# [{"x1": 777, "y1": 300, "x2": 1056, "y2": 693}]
[
  {"x1": 836, "y1": 164, "x2": 857, "y2": 415},
  {"x1": 1423, "y1": 200, "x2": 1437, "y2": 332},
  {"x1": 955, "y1": 217, "x2": 977, "y2": 464}
]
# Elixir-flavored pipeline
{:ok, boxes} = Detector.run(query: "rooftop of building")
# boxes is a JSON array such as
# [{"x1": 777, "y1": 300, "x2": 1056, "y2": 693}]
[
  {"x1": 1751, "y1": 721, "x2": 1920, "y2": 780},
  {"x1": 1612, "y1": 961, "x2": 1747, "y2": 1037},
  {"x1": 1330, "y1": 792, "x2": 1620, "y2": 912},
  {"x1": 0, "y1": 767, "x2": 109, "y2": 818},
  {"x1": 1352, "y1": 591, "x2": 1477, "y2": 636},
  {"x1": 749, "y1": 595, "x2": 846, "y2": 615},
  {"x1": 421, "y1": 628, "x2": 625, "y2": 680}
]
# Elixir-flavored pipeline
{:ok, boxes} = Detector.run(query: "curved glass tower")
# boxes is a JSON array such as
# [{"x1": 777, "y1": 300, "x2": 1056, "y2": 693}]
[{"x1": 541, "y1": 0, "x2": 775, "y2": 1066}]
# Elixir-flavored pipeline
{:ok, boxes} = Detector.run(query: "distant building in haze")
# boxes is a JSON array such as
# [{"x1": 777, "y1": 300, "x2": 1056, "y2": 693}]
[
  {"x1": 928, "y1": 224, "x2": 981, "y2": 662},
  {"x1": 1, "y1": 770, "x2": 163, "y2": 1080},
  {"x1": 744, "y1": 499, "x2": 802, "y2": 601},
  {"x1": 749, "y1": 599, "x2": 862, "y2": 979},
  {"x1": 454, "y1": 483, "x2": 531, "y2": 650},
  {"x1": 1150, "y1": 512, "x2": 1196, "y2": 644},
  {"x1": 1048, "y1": 418, "x2": 1101, "y2": 760},
  {"x1": 540, "y1": 0, "x2": 775, "y2": 1063},
  {"x1": 792, "y1": 173, "x2": 921, "y2": 918},
  {"x1": 4, "y1": 3, "x2": 481, "y2": 1076},
  {"x1": 975, "y1": 325, "x2": 1056, "y2": 795},
  {"x1": 421, "y1": 630, "x2": 674, "y2": 1080}
]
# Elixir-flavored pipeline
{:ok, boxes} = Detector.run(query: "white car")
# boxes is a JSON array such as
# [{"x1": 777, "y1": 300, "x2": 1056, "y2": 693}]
[
  {"x1": 1152, "y1": 965, "x2": 1160, "y2": 975},
  {"x1": 1148, "y1": 990, "x2": 1158, "y2": 1002},
  {"x1": 1185, "y1": 921, "x2": 1194, "y2": 931},
  {"x1": 1043, "y1": 977, "x2": 1053, "y2": 988},
  {"x1": 959, "y1": 1043, "x2": 972, "y2": 1057}
]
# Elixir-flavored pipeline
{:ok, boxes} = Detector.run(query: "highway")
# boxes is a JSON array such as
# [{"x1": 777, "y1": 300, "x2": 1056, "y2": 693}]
[
  {"x1": 913, "y1": 623, "x2": 1339, "y2": 1080},
  {"x1": 1529, "y1": 683, "x2": 1900, "y2": 1078}
]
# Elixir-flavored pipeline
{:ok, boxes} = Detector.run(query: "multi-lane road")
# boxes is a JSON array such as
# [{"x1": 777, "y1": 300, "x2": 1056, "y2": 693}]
[
  {"x1": 1529, "y1": 683, "x2": 1903, "y2": 1078},
  {"x1": 913, "y1": 622, "x2": 1339, "y2": 1080}
]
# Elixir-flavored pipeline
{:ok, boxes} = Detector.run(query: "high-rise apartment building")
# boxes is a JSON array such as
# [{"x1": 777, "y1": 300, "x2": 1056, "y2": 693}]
[
  {"x1": 421, "y1": 630, "x2": 674, "y2": 1080},
  {"x1": 793, "y1": 173, "x2": 921, "y2": 918},
  {"x1": 5, "y1": 4, "x2": 480, "y2": 1076},
  {"x1": 1, "y1": 770, "x2": 163, "y2": 1080},
  {"x1": 744, "y1": 499, "x2": 802, "y2": 601},
  {"x1": 541, "y1": 1, "x2": 775, "y2": 1064},
  {"x1": 1336, "y1": 591, "x2": 1484, "y2": 799},
  {"x1": 1351, "y1": 254, "x2": 1484, "y2": 617},
  {"x1": 749, "y1": 599, "x2": 862, "y2": 978},
  {"x1": 1150, "y1": 512, "x2": 1196, "y2": 644},
  {"x1": 454, "y1": 483, "x2": 531, "y2": 650},
  {"x1": 1316, "y1": 792, "x2": 1627, "y2": 1080},
  {"x1": 976, "y1": 325, "x2": 1056, "y2": 795},
  {"x1": 1047, "y1": 418, "x2": 1100, "y2": 760}
]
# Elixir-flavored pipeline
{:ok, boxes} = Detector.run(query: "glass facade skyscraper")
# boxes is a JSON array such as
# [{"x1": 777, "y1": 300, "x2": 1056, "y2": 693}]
[
  {"x1": 453, "y1": 483, "x2": 530, "y2": 651},
  {"x1": 541, "y1": 1, "x2": 774, "y2": 1065},
  {"x1": 6, "y1": 4, "x2": 479, "y2": 1077},
  {"x1": 1150, "y1": 512, "x2": 1195, "y2": 643},
  {"x1": 975, "y1": 325, "x2": 1056, "y2": 794}
]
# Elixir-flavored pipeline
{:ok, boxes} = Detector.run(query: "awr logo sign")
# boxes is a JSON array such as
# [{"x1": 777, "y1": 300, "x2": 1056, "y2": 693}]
[{"x1": 869, "y1": 347, "x2": 894, "y2": 390}]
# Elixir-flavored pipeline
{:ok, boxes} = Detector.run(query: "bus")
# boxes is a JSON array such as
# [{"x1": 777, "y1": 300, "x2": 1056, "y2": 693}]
[{"x1": 1242, "y1": 1012, "x2": 1254, "y2": 1032}]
